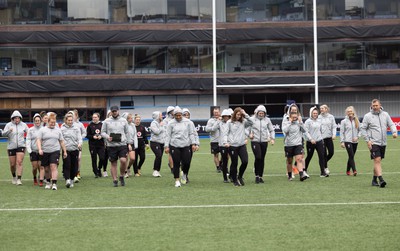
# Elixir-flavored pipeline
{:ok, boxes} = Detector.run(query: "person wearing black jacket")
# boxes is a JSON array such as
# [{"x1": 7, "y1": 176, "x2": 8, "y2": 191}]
[
  {"x1": 86, "y1": 113, "x2": 105, "y2": 178},
  {"x1": 133, "y1": 114, "x2": 149, "y2": 176}
]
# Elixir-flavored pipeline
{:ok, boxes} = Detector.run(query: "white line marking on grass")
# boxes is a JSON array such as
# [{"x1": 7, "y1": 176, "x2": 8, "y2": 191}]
[{"x1": 1, "y1": 201, "x2": 400, "y2": 212}]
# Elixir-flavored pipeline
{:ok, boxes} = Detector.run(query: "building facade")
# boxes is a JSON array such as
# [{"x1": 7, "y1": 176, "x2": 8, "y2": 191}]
[{"x1": 1, "y1": 0, "x2": 400, "y2": 121}]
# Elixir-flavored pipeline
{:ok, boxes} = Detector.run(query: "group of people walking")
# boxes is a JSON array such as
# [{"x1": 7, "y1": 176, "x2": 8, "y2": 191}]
[{"x1": 0, "y1": 98, "x2": 397, "y2": 189}]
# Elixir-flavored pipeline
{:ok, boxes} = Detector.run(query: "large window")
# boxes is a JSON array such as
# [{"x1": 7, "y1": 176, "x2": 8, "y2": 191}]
[
  {"x1": 51, "y1": 48, "x2": 108, "y2": 75},
  {"x1": 366, "y1": 43, "x2": 400, "y2": 70},
  {"x1": 0, "y1": 48, "x2": 48, "y2": 76},
  {"x1": 316, "y1": 43, "x2": 363, "y2": 70},
  {"x1": 225, "y1": 44, "x2": 304, "y2": 72}
]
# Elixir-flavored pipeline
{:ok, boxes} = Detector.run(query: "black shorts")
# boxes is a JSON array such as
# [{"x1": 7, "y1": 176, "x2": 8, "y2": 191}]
[
  {"x1": 8, "y1": 147, "x2": 25, "y2": 156},
  {"x1": 370, "y1": 145, "x2": 386, "y2": 159},
  {"x1": 284, "y1": 145, "x2": 304, "y2": 158},
  {"x1": 41, "y1": 151, "x2": 60, "y2": 166},
  {"x1": 30, "y1": 152, "x2": 40, "y2": 162},
  {"x1": 107, "y1": 145, "x2": 128, "y2": 162},
  {"x1": 210, "y1": 142, "x2": 220, "y2": 154}
]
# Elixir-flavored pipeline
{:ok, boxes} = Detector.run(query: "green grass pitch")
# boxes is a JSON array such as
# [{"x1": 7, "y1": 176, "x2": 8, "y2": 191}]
[{"x1": 1, "y1": 137, "x2": 400, "y2": 251}]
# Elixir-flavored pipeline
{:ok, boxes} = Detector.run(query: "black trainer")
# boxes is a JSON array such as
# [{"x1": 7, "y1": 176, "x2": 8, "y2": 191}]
[
  {"x1": 255, "y1": 176, "x2": 260, "y2": 184},
  {"x1": 113, "y1": 180, "x2": 118, "y2": 187},
  {"x1": 300, "y1": 175, "x2": 308, "y2": 182},
  {"x1": 119, "y1": 176, "x2": 125, "y2": 186},
  {"x1": 238, "y1": 177, "x2": 245, "y2": 186},
  {"x1": 233, "y1": 180, "x2": 241, "y2": 187},
  {"x1": 223, "y1": 179, "x2": 229, "y2": 183},
  {"x1": 259, "y1": 177, "x2": 264, "y2": 183},
  {"x1": 379, "y1": 180, "x2": 387, "y2": 188},
  {"x1": 371, "y1": 180, "x2": 379, "y2": 187}
]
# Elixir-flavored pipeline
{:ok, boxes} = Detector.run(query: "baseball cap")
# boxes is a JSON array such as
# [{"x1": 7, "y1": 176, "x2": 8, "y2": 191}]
[{"x1": 110, "y1": 106, "x2": 119, "y2": 111}]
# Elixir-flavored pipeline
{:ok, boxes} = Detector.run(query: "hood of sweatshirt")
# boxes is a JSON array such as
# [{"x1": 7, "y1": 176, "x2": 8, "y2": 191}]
[
  {"x1": 152, "y1": 111, "x2": 161, "y2": 120},
  {"x1": 11, "y1": 110, "x2": 22, "y2": 120}
]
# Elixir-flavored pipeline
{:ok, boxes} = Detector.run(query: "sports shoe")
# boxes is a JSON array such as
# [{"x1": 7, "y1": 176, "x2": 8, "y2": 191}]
[
  {"x1": 288, "y1": 176, "x2": 293, "y2": 181},
  {"x1": 259, "y1": 177, "x2": 265, "y2": 183},
  {"x1": 303, "y1": 171, "x2": 310, "y2": 178},
  {"x1": 45, "y1": 183, "x2": 51, "y2": 189},
  {"x1": 346, "y1": 171, "x2": 351, "y2": 176},
  {"x1": 175, "y1": 180, "x2": 181, "y2": 187},
  {"x1": 39, "y1": 181, "x2": 43, "y2": 187},
  {"x1": 320, "y1": 173, "x2": 329, "y2": 178},
  {"x1": 138, "y1": 169, "x2": 141, "y2": 176},
  {"x1": 255, "y1": 176, "x2": 260, "y2": 184},
  {"x1": 152, "y1": 170, "x2": 158, "y2": 177},
  {"x1": 51, "y1": 184, "x2": 57, "y2": 190},
  {"x1": 353, "y1": 170, "x2": 357, "y2": 176},
  {"x1": 16, "y1": 179, "x2": 22, "y2": 186},
  {"x1": 34, "y1": 179, "x2": 38, "y2": 186},
  {"x1": 300, "y1": 174, "x2": 308, "y2": 181},
  {"x1": 119, "y1": 176, "x2": 125, "y2": 186},
  {"x1": 181, "y1": 173, "x2": 187, "y2": 185},
  {"x1": 324, "y1": 168, "x2": 330, "y2": 176},
  {"x1": 73, "y1": 177, "x2": 79, "y2": 183},
  {"x1": 66, "y1": 179, "x2": 71, "y2": 188},
  {"x1": 371, "y1": 180, "x2": 379, "y2": 187},
  {"x1": 155, "y1": 171, "x2": 161, "y2": 177},
  {"x1": 12, "y1": 177, "x2": 17, "y2": 185},
  {"x1": 216, "y1": 166, "x2": 222, "y2": 173},
  {"x1": 379, "y1": 180, "x2": 387, "y2": 188},
  {"x1": 70, "y1": 181, "x2": 74, "y2": 188},
  {"x1": 103, "y1": 171, "x2": 108, "y2": 177},
  {"x1": 238, "y1": 177, "x2": 245, "y2": 186},
  {"x1": 223, "y1": 179, "x2": 229, "y2": 183},
  {"x1": 134, "y1": 173, "x2": 141, "y2": 177},
  {"x1": 124, "y1": 172, "x2": 129, "y2": 179},
  {"x1": 233, "y1": 180, "x2": 241, "y2": 186},
  {"x1": 113, "y1": 180, "x2": 118, "y2": 187}
]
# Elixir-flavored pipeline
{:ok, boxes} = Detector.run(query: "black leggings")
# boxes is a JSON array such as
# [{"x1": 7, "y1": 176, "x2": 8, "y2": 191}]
[
  {"x1": 170, "y1": 146, "x2": 191, "y2": 179},
  {"x1": 63, "y1": 150, "x2": 79, "y2": 180},
  {"x1": 323, "y1": 137, "x2": 334, "y2": 168},
  {"x1": 228, "y1": 145, "x2": 248, "y2": 181},
  {"x1": 220, "y1": 146, "x2": 229, "y2": 179},
  {"x1": 89, "y1": 145, "x2": 105, "y2": 175},
  {"x1": 305, "y1": 140, "x2": 325, "y2": 174},
  {"x1": 133, "y1": 146, "x2": 146, "y2": 174},
  {"x1": 251, "y1": 142, "x2": 268, "y2": 177},
  {"x1": 150, "y1": 142, "x2": 164, "y2": 171},
  {"x1": 344, "y1": 142, "x2": 358, "y2": 172}
]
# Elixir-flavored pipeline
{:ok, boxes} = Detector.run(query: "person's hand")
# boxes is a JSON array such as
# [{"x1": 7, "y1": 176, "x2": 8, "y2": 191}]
[
  {"x1": 165, "y1": 147, "x2": 169, "y2": 154},
  {"x1": 332, "y1": 135, "x2": 336, "y2": 140},
  {"x1": 311, "y1": 140, "x2": 316, "y2": 144},
  {"x1": 63, "y1": 151, "x2": 68, "y2": 159},
  {"x1": 8, "y1": 127, "x2": 13, "y2": 132},
  {"x1": 367, "y1": 141, "x2": 373, "y2": 150},
  {"x1": 270, "y1": 139, "x2": 275, "y2": 145},
  {"x1": 341, "y1": 142, "x2": 345, "y2": 148},
  {"x1": 39, "y1": 150, "x2": 43, "y2": 156},
  {"x1": 352, "y1": 137, "x2": 358, "y2": 142},
  {"x1": 78, "y1": 144, "x2": 82, "y2": 151},
  {"x1": 224, "y1": 143, "x2": 230, "y2": 148},
  {"x1": 128, "y1": 144, "x2": 132, "y2": 152},
  {"x1": 249, "y1": 133, "x2": 254, "y2": 140}
]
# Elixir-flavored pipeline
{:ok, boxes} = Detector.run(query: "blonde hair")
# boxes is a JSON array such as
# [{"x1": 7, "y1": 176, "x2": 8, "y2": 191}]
[
  {"x1": 345, "y1": 106, "x2": 359, "y2": 129},
  {"x1": 320, "y1": 104, "x2": 330, "y2": 112},
  {"x1": 64, "y1": 113, "x2": 74, "y2": 123},
  {"x1": 48, "y1": 113, "x2": 57, "y2": 122}
]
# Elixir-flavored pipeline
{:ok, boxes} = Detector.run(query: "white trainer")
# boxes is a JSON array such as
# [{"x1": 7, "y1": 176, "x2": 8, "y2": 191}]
[
  {"x1": 181, "y1": 173, "x2": 187, "y2": 185},
  {"x1": 70, "y1": 180, "x2": 74, "y2": 188},
  {"x1": 103, "y1": 171, "x2": 108, "y2": 177},
  {"x1": 12, "y1": 177, "x2": 17, "y2": 185},
  {"x1": 73, "y1": 176, "x2": 79, "y2": 183},
  {"x1": 155, "y1": 171, "x2": 161, "y2": 177},
  {"x1": 66, "y1": 179, "x2": 71, "y2": 188},
  {"x1": 303, "y1": 171, "x2": 310, "y2": 178},
  {"x1": 124, "y1": 173, "x2": 129, "y2": 179},
  {"x1": 16, "y1": 179, "x2": 22, "y2": 186},
  {"x1": 52, "y1": 184, "x2": 57, "y2": 190},
  {"x1": 175, "y1": 180, "x2": 181, "y2": 187},
  {"x1": 325, "y1": 168, "x2": 330, "y2": 175},
  {"x1": 45, "y1": 183, "x2": 51, "y2": 189},
  {"x1": 152, "y1": 170, "x2": 157, "y2": 177}
]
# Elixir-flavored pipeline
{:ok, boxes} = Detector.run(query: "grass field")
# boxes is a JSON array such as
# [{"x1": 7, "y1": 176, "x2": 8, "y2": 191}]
[{"x1": 1, "y1": 137, "x2": 400, "y2": 251}]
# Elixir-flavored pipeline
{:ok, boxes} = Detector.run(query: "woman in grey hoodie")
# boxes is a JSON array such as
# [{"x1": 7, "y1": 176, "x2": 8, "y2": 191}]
[
  {"x1": 150, "y1": 111, "x2": 165, "y2": 177},
  {"x1": 223, "y1": 107, "x2": 253, "y2": 186},
  {"x1": 2, "y1": 110, "x2": 29, "y2": 186},
  {"x1": 26, "y1": 113, "x2": 43, "y2": 186},
  {"x1": 340, "y1": 106, "x2": 360, "y2": 176},
  {"x1": 319, "y1": 104, "x2": 337, "y2": 175},
  {"x1": 61, "y1": 113, "x2": 83, "y2": 188}
]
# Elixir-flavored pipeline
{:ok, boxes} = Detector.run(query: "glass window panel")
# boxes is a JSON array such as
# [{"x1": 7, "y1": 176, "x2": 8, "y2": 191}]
[
  {"x1": 127, "y1": 0, "x2": 167, "y2": 23},
  {"x1": 66, "y1": 0, "x2": 108, "y2": 24},
  {"x1": 366, "y1": 42, "x2": 400, "y2": 69},
  {"x1": 134, "y1": 46, "x2": 167, "y2": 74},
  {"x1": 110, "y1": 47, "x2": 133, "y2": 74},
  {"x1": 167, "y1": 46, "x2": 198, "y2": 73},
  {"x1": 0, "y1": 48, "x2": 48, "y2": 76},
  {"x1": 365, "y1": 0, "x2": 399, "y2": 19},
  {"x1": 225, "y1": 44, "x2": 304, "y2": 72},
  {"x1": 51, "y1": 48, "x2": 108, "y2": 75},
  {"x1": 317, "y1": 43, "x2": 362, "y2": 70}
]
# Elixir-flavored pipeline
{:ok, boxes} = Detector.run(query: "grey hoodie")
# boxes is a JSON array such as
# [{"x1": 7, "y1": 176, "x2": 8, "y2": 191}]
[
  {"x1": 282, "y1": 120, "x2": 311, "y2": 146},
  {"x1": 304, "y1": 118, "x2": 323, "y2": 142},
  {"x1": 165, "y1": 117, "x2": 196, "y2": 148},
  {"x1": 61, "y1": 123, "x2": 83, "y2": 151},
  {"x1": 101, "y1": 115, "x2": 130, "y2": 147},
  {"x1": 360, "y1": 109, "x2": 397, "y2": 146},
  {"x1": 249, "y1": 115, "x2": 275, "y2": 142},
  {"x1": 223, "y1": 114, "x2": 253, "y2": 147},
  {"x1": 340, "y1": 116, "x2": 360, "y2": 143},
  {"x1": 318, "y1": 113, "x2": 337, "y2": 139},
  {"x1": 127, "y1": 122, "x2": 138, "y2": 149},
  {"x1": 26, "y1": 124, "x2": 42, "y2": 153},
  {"x1": 150, "y1": 111, "x2": 166, "y2": 144},
  {"x1": 2, "y1": 111, "x2": 29, "y2": 150},
  {"x1": 205, "y1": 117, "x2": 221, "y2": 143}
]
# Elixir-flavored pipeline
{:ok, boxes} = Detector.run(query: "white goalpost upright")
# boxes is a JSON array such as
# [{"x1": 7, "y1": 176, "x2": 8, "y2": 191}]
[{"x1": 212, "y1": 0, "x2": 319, "y2": 106}]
